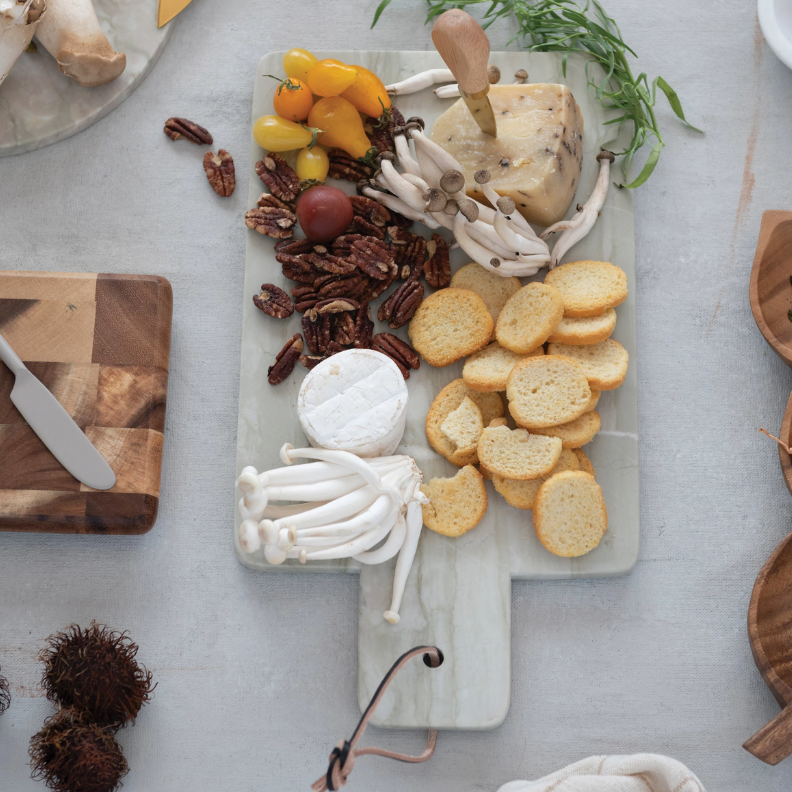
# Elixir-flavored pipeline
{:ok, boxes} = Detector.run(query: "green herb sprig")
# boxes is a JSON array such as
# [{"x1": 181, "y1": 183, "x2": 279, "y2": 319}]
[{"x1": 372, "y1": 0, "x2": 701, "y2": 187}]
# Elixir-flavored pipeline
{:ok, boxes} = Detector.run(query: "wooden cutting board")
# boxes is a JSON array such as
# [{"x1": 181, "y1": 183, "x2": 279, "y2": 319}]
[{"x1": 0, "y1": 272, "x2": 172, "y2": 535}]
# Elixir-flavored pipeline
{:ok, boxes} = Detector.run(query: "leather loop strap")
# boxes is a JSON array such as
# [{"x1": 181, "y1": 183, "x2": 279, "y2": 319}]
[{"x1": 312, "y1": 646, "x2": 443, "y2": 791}]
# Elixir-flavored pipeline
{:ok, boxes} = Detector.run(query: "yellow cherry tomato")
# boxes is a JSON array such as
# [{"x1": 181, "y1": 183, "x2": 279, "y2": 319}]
[
  {"x1": 296, "y1": 147, "x2": 330, "y2": 183},
  {"x1": 341, "y1": 66, "x2": 391, "y2": 119},
  {"x1": 283, "y1": 47, "x2": 318, "y2": 83},
  {"x1": 309, "y1": 97, "x2": 374, "y2": 160},
  {"x1": 270, "y1": 77, "x2": 314, "y2": 122},
  {"x1": 306, "y1": 59, "x2": 358, "y2": 97},
  {"x1": 253, "y1": 115, "x2": 320, "y2": 152}
]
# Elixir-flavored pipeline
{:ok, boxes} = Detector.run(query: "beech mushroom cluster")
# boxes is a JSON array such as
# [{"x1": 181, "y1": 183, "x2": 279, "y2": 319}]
[
  {"x1": 237, "y1": 444, "x2": 429, "y2": 624},
  {"x1": 372, "y1": 68, "x2": 615, "y2": 274},
  {"x1": 0, "y1": 0, "x2": 126, "y2": 89},
  {"x1": 361, "y1": 118, "x2": 551, "y2": 277}
]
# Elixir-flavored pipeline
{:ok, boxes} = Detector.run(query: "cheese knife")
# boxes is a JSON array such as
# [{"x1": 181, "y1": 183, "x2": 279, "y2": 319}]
[
  {"x1": 0, "y1": 332, "x2": 116, "y2": 491},
  {"x1": 431, "y1": 8, "x2": 498, "y2": 138},
  {"x1": 158, "y1": 0, "x2": 195, "y2": 27}
]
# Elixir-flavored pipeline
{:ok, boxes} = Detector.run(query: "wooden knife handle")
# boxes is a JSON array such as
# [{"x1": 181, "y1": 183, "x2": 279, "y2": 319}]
[{"x1": 431, "y1": 9, "x2": 490, "y2": 96}]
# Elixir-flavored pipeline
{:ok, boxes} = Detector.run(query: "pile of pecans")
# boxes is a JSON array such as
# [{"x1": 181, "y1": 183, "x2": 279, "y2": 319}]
[{"x1": 247, "y1": 140, "x2": 451, "y2": 386}]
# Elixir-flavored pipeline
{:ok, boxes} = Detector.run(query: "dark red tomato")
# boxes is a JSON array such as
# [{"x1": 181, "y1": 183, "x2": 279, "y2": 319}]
[{"x1": 296, "y1": 185, "x2": 353, "y2": 243}]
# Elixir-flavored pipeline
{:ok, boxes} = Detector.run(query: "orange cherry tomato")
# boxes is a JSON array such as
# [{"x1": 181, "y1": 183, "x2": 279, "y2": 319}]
[
  {"x1": 306, "y1": 59, "x2": 358, "y2": 97},
  {"x1": 270, "y1": 77, "x2": 314, "y2": 122},
  {"x1": 308, "y1": 96, "x2": 374, "y2": 160},
  {"x1": 341, "y1": 66, "x2": 391, "y2": 119}
]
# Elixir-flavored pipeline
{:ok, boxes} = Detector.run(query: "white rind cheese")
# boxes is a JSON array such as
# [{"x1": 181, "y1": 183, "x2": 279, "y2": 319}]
[
  {"x1": 297, "y1": 349, "x2": 409, "y2": 458},
  {"x1": 431, "y1": 83, "x2": 584, "y2": 227}
]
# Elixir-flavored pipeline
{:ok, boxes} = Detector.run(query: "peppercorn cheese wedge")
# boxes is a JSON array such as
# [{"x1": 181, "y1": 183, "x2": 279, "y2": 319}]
[{"x1": 431, "y1": 84, "x2": 584, "y2": 227}]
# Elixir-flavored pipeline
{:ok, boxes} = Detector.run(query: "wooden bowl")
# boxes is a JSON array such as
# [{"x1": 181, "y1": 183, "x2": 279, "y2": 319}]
[{"x1": 745, "y1": 210, "x2": 792, "y2": 763}]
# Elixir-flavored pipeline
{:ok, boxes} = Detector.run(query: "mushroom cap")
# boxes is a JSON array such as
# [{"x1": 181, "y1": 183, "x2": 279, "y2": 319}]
[
  {"x1": 496, "y1": 196, "x2": 516, "y2": 215},
  {"x1": 424, "y1": 188, "x2": 448, "y2": 212},
  {"x1": 487, "y1": 65, "x2": 501, "y2": 84},
  {"x1": 515, "y1": 68, "x2": 528, "y2": 80},
  {"x1": 443, "y1": 199, "x2": 460, "y2": 216},
  {"x1": 406, "y1": 116, "x2": 425, "y2": 129},
  {"x1": 474, "y1": 169, "x2": 491, "y2": 185},
  {"x1": 440, "y1": 170, "x2": 465, "y2": 193},
  {"x1": 596, "y1": 150, "x2": 616, "y2": 163},
  {"x1": 458, "y1": 199, "x2": 480, "y2": 223}
]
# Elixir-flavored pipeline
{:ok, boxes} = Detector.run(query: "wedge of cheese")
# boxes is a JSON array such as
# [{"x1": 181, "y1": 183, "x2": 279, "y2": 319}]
[{"x1": 431, "y1": 83, "x2": 584, "y2": 227}]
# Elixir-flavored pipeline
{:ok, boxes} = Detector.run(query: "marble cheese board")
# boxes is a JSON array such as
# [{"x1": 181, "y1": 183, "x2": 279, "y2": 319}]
[
  {"x1": 0, "y1": 0, "x2": 173, "y2": 158},
  {"x1": 235, "y1": 50, "x2": 639, "y2": 730}
]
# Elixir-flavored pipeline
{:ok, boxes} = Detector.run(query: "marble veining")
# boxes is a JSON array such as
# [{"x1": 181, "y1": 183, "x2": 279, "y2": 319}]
[
  {"x1": 235, "y1": 50, "x2": 638, "y2": 729},
  {"x1": 0, "y1": 0, "x2": 173, "y2": 157}
]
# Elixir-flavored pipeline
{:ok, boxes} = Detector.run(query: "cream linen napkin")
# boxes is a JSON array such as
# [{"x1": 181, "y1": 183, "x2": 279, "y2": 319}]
[{"x1": 498, "y1": 754, "x2": 706, "y2": 792}]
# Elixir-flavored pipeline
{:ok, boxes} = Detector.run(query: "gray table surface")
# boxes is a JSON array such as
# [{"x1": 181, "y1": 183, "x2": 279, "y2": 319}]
[{"x1": 0, "y1": 0, "x2": 789, "y2": 789}]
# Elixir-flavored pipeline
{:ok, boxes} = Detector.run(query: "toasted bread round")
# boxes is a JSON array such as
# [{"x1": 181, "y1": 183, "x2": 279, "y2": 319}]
[
  {"x1": 450, "y1": 262, "x2": 522, "y2": 333},
  {"x1": 573, "y1": 448, "x2": 595, "y2": 477},
  {"x1": 534, "y1": 471, "x2": 607, "y2": 557},
  {"x1": 408, "y1": 288, "x2": 493, "y2": 367},
  {"x1": 495, "y1": 282, "x2": 564, "y2": 354},
  {"x1": 476, "y1": 425, "x2": 562, "y2": 481},
  {"x1": 530, "y1": 410, "x2": 601, "y2": 448},
  {"x1": 426, "y1": 379, "x2": 504, "y2": 466},
  {"x1": 547, "y1": 309, "x2": 617, "y2": 345},
  {"x1": 492, "y1": 449, "x2": 580, "y2": 510},
  {"x1": 506, "y1": 355, "x2": 591, "y2": 429},
  {"x1": 421, "y1": 465, "x2": 488, "y2": 538},
  {"x1": 440, "y1": 396, "x2": 484, "y2": 456},
  {"x1": 544, "y1": 261, "x2": 628, "y2": 318},
  {"x1": 584, "y1": 390, "x2": 600, "y2": 413},
  {"x1": 463, "y1": 342, "x2": 543, "y2": 393},
  {"x1": 547, "y1": 339, "x2": 629, "y2": 391}
]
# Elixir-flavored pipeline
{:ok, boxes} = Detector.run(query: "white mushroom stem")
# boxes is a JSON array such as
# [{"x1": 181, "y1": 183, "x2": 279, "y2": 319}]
[
  {"x1": 385, "y1": 68, "x2": 454, "y2": 95},
  {"x1": 34, "y1": 0, "x2": 125, "y2": 87},
  {"x1": 0, "y1": 0, "x2": 45, "y2": 86},
  {"x1": 265, "y1": 475, "x2": 366, "y2": 504},
  {"x1": 297, "y1": 513, "x2": 398, "y2": 560},
  {"x1": 384, "y1": 502, "x2": 424, "y2": 624},
  {"x1": 361, "y1": 186, "x2": 440, "y2": 228},
  {"x1": 271, "y1": 485, "x2": 381, "y2": 531},
  {"x1": 411, "y1": 128, "x2": 465, "y2": 177},
  {"x1": 393, "y1": 134, "x2": 423, "y2": 177},
  {"x1": 434, "y1": 84, "x2": 460, "y2": 99},
  {"x1": 354, "y1": 513, "x2": 407, "y2": 565},
  {"x1": 493, "y1": 201, "x2": 550, "y2": 256},
  {"x1": 401, "y1": 172, "x2": 430, "y2": 192},
  {"x1": 541, "y1": 151, "x2": 615, "y2": 269},
  {"x1": 477, "y1": 180, "x2": 541, "y2": 240},
  {"x1": 295, "y1": 494, "x2": 394, "y2": 540},
  {"x1": 377, "y1": 161, "x2": 428, "y2": 212}
]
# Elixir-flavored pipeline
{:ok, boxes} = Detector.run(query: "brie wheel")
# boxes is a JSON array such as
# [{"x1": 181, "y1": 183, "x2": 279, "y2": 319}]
[{"x1": 297, "y1": 349, "x2": 409, "y2": 458}]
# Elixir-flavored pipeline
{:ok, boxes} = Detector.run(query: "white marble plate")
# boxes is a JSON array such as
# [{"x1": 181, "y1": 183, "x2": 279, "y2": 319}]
[
  {"x1": 0, "y1": 0, "x2": 173, "y2": 157},
  {"x1": 235, "y1": 51, "x2": 638, "y2": 730}
]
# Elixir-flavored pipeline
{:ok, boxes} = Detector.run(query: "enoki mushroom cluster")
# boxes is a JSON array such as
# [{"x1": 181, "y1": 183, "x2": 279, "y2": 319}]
[{"x1": 237, "y1": 444, "x2": 428, "y2": 624}]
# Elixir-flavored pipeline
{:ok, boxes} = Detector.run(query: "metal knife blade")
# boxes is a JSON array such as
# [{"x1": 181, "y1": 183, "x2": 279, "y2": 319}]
[
  {"x1": 459, "y1": 86, "x2": 498, "y2": 138},
  {"x1": 0, "y1": 334, "x2": 116, "y2": 491},
  {"x1": 158, "y1": 0, "x2": 194, "y2": 27}
]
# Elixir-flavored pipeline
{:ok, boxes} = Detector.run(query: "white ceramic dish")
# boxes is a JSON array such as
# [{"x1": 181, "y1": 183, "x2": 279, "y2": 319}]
[
  {"x1": 235, "y1": 50, "x2": 639, "y2": 729},
  {"x1": 759, "y1": 0, "x2": 792, "y2": 70},
  {"x1": 0, "y1": 0, "x2": 173, "y2": 157}
]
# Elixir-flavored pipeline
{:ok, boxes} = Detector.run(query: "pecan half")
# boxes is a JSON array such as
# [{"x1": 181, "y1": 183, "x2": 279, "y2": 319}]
[
  {"x1": 351, "y1": 216, "x2": 385, "y2": 239},
  {"x1": 164, "y1": 117, "x2": 212, "y2": 145},
  {"x1": 302, "y1": 310, "x2": 331, "y2": 355},
  {"x1": 389, "y1": 228, "x2": 426, "y2": 280},
  {"x1": 328, "y1": 149, "x2": 374, "y2": 181},
  {"x1": 423, "y1": 234, "x2": 451, "y2": 288},
  {"x1": 331, "y1": 234, "x2": 365, "y2": 257},
  {"x1": 378, "y1": 279, "x2": 424, "y2": 329},
  {"x1": 347, "y1": 237, "x2": 395, "y2": 280},
  {"x1": 245, "y1": 205, "x2": 296, "y2": 239},
  {"x1": 256, "y1": 154, "x2": 300, "y2": 202},
  {"x1": 332, "y1": 312, "x2": 356, "y2": 346},
  {"x1": 371, "y1": 333, "x2": 420, "y2": 379},
  {"x1": 315, "y1": 297, "x2": 360, "y2": 314},
  {"x1": 281, "y1": 256, "x2": 320, "y2": 284},
  {"x1": 304, "y1": 245, "x2": 357, "y2": 275},
  {"x1": 299, "y1": 354, "x2": 326, "y2": 369},
  {"x1": 317, "y1": 272, "x2": 368, "y2": 301},
  {"x1": 253, "y1": 284, "x2": 294, "y2": 318},
  {"x1": 354, "y1": 303, "x2": 374, "y2": 349},
  {"x1": 389, "y1": 211, "x2": 413, "y2": 229},
  {"x1": 365, "y1": 123, "x2": 394, "y2": 155},
  {"x1": 275, "y1": 238, "x2": 313, "y2": 260},
  {"x1": 291, "y1": 284, "x2": 319, "y2": 313},
  {"x1": 203, "y1": 150, "x2": 235, "y2": 197},
  {"x1": 258, "y1": 193, "x2": 295, "y2": 211},
  {"x1": 360, "y1": 267, "x2": 396, "y2": 302},
  {"x1": 350, "y1": 195, "x2": 391, "y2": 228},
  {"x1": 268, "y1": 334, "x2": 303, "y2": 385}
]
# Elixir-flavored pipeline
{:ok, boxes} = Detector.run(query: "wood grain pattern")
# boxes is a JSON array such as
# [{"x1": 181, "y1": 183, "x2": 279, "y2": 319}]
[
  {"x1": 746, "y1": 211, "x2": 792, "y2": 764},
  {"x1": 0, "y1": 271, "x2": 172, "y2": 535}
]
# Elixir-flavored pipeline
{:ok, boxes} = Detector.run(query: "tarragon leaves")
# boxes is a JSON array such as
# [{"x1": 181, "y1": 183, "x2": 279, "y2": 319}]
[{"x1": 372, "y1": 0, "x2": 701, "y2": 188}]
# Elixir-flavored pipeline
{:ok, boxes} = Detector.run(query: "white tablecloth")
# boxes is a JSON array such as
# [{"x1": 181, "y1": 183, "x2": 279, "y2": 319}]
[{"x1": 0, "y1": 0, "x2": 790, "y2": 789}]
